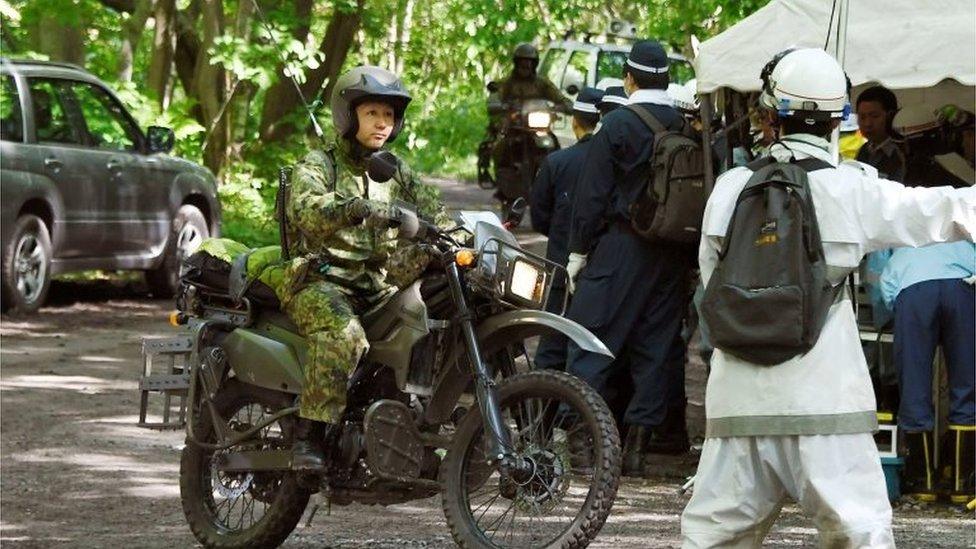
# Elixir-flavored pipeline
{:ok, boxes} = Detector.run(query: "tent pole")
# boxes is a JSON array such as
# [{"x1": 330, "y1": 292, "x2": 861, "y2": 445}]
[
  {"x1": 700, "y1": 92, "x2": 715, "y2": 194},
  {"x1": 829, "y1": 0, "x2": 851, "y2": 161}
]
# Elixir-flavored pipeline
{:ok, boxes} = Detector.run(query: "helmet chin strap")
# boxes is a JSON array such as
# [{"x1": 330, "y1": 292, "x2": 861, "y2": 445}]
[{"x1": 345, "y1": 137, "x2": 380, "y2": 163}]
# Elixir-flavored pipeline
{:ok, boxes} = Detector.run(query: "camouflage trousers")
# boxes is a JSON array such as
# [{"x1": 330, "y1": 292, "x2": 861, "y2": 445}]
[{"x1": 284, "y1": 280, "x2": 369, "y2": 423}]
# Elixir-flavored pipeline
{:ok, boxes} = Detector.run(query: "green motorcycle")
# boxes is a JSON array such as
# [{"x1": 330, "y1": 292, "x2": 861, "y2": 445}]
[{"x1": 150, "y1": 191, "x2": 620, "y2": 548}]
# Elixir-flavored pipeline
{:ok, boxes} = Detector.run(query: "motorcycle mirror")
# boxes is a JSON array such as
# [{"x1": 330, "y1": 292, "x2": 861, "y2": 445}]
[
  {"x1": 565, "y1": 84, "x2": 580, "y2": 96},
  {"x1": 503, "y1": 197, "x2": 527, "y2": 229},
  {"x1": 366, "y1": 150, "x2": 400, "y2": 182},
  {"x1": 486, "y1": 81, "x2": 500, "y2": 93}
]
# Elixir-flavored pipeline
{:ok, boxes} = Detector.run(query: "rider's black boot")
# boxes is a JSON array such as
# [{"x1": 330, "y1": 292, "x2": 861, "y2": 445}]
[{"x1": 292, "y1": 419, "x2": 328, "y2": 471}]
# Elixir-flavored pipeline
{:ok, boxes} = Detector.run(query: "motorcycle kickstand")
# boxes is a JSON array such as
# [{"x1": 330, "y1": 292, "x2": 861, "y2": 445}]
[{"x1": 303, "y1": 488, "x2": 333, "y2": 528}]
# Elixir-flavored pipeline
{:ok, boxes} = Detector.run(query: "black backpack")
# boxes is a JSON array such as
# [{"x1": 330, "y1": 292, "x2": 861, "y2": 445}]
[
  {"x1": 701, "y1": 157, "x2": 842, "y2": 365},
  {"x1": 626, "y1": 104, "x2": 707, "y2": 244}
]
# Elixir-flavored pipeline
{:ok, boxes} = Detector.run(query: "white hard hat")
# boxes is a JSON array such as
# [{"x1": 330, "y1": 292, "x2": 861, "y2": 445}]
[
  {"x1": 596, "y1": 77, "x2": 624, "y2": 91},
  {"x1": 759, "y1": 48, "x2": 851, "y2": 121},
  {"x1": 668, "y1": 81, "x2": 698, "y2": 113}
]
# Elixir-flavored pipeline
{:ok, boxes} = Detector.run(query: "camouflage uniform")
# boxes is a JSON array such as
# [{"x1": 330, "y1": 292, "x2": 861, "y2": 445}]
[
  {"x1": 267, "y1": 136, "x2": 445, "y2": 423},
  {"x1": 481, "y1": 73, "x2": 572, "y2": 169}
]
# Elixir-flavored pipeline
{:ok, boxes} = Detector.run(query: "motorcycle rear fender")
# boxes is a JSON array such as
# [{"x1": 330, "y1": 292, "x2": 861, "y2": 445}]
[
  {"x1": 221, "y1": 320, "x2": 307, "y2": 395},
  {"x1": 423, "y1": 310, "x2": 613, "y2": 424}
]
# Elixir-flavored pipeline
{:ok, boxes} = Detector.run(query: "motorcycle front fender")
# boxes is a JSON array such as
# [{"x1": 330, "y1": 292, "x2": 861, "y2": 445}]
[
  {"x1": 476, "y1": 310, "x2": 612, "y2": 358},
  {"x1": 423, "y1": 310, "x2": 613, "y2": 424}
]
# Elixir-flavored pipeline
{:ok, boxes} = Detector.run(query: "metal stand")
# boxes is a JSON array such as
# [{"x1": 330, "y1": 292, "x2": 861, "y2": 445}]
[{"x1": 138, "y1": 336, "x2": 193, "y2": 430}]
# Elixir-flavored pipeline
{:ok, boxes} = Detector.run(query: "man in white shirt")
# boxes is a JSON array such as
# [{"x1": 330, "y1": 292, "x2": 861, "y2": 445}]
[{"x1": 681, "y1": 48, "x2": 976, "y2": 548}]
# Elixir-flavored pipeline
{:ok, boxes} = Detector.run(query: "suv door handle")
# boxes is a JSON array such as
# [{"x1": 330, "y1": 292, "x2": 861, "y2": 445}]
[
  {"x1": 106, "y1": 159, "x2": 123, "y2": 171},
  {"x1": 43, "y1": 157, "x2": 63, "y2": 170}
]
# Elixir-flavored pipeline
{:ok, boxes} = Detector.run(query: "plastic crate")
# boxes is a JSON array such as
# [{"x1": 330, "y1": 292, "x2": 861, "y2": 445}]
[{"x1": 880, "y1": 456, "x2": 904, "y2": 502}]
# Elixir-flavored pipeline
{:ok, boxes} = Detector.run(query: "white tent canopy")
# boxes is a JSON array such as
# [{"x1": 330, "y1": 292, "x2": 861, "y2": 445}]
[{"x1": 695, "y1": 0, "x2": 976, "y2": 94}]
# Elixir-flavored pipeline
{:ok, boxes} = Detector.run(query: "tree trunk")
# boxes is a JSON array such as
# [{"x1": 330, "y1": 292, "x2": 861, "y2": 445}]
[
  {"x1": 194, "y1": 0, "x2": 228, "y2": 175},
  {"x1": 119, "y1": 0, "x2": 154, "y2": 82},
  {"x1": 396, "y1": 0, "x2": 415, "y2": 76},
  {"x1": 173, "y1": 0, "x2": 202, "y2": 123},
  {"x1": 147, "y1": 0, "x2": 177, "y2": 108},
  {"x1": 258, "y1": 0, "x2": 364, "y2": 143},
  {"x1": 31, "y1": 13, "x2": 86, "y2": 66}
]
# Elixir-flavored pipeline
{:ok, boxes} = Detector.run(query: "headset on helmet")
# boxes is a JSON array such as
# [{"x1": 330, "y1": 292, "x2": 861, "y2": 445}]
[
  {"x1": 331, "y1": 66, "x2": 412, "y2": 143},
  {"x1": 759, "y1": 48, "x2": 852, "y2": 122}
]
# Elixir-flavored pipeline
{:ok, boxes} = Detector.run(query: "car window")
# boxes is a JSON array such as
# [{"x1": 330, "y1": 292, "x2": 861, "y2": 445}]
[
  {"x1": 596, "y1": 51, "x2": 627, "y2": 83},
  {"x1": 562, "y1": 50, "x2": 594, "y2": 94},
  {"x1": 0, "y1": 76, "x2": 24, "y2": 142},
  {"x1": 539, "y1": 47, "x2": 569, "y2": 86},
  {"x1": 26, "y1": 78, "x2": 84, "y2": 146},
  {"x1": 68, "y1": 81, "x2": 140, "y2": 151}
]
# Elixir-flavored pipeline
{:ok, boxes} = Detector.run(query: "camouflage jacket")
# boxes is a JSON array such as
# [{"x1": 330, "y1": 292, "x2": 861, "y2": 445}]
[
  {"x1": 497, "y1": 73, "x2": 572, "y2": 110},
  {"x1": 285, "y1": 136, "x2": 446, "y2": 303}
]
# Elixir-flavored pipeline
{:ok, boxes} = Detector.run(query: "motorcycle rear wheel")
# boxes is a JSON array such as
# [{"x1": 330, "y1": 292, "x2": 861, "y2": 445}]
[
  {"x1": 180, "y1": 380, "x2": 310, "y2": 548},
  {"x1": 440, "y1": 370, "x2": 621, "y2": 548}
]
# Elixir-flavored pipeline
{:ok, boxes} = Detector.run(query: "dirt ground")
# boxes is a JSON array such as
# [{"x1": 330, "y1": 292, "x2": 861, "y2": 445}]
[{"x1": 2, "y1": 179, "x2": 974, "y2": 547}]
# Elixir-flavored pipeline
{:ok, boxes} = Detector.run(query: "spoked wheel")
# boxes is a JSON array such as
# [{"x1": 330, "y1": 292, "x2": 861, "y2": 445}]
[
  {"x1": 441, "y1": 370, "x2": 621, "y2": 548},
  {"x1": 180, "y1": 380, "x2": 310, "y2": 548}
]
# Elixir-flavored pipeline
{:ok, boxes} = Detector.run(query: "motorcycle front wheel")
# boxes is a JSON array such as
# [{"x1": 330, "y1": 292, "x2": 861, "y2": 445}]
[
  {"x1": 440, "y1": 370, "x2": 621, "y2": 548},
  {"x1": 180, "y1": 380, "x2": 310, "y2": 548}
]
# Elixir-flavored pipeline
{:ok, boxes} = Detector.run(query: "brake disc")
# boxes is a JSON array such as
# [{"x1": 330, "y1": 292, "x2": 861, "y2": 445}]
[{"x1": 210, "y1": 457, "x2": 254, "y2": 499}]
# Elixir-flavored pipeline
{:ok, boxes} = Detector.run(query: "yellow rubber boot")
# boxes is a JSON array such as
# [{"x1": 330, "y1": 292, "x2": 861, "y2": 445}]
[
  {"x1": 903, "y1": 431, "x2": 938, "y2": 502},
  {"x1": 948, "y1": 425, "x2": 975, "y2": 505}
]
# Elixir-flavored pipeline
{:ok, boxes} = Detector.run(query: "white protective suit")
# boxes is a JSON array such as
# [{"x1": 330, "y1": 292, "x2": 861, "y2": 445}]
[{"x1": 682, "y1": 133, "x2": 976, "y2": 548}]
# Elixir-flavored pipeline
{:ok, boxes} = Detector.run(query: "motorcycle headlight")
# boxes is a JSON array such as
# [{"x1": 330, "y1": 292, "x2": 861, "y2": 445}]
[
  {"x1": 527, "y1": 111, "x2": 552, "y2": 129},
  {"x1": 504, "y1": 256, "x2": 548, "y2": 307}
]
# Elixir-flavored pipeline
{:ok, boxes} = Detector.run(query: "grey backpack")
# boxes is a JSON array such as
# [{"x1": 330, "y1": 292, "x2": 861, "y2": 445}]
[
  {"x1": 626, "y1": 104, "x2": 707, "y2": 244},
  {"x1": 701, "y1": 157, "x2": 841, "y2": 365}
]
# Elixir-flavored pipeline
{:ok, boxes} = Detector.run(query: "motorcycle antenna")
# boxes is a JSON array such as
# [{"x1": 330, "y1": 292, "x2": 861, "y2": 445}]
[{"x1": 251, "y1": 0, "x2": 324, "y2": 138}]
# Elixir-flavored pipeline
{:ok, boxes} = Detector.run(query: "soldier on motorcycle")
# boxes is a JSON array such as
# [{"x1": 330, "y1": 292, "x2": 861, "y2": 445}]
[
  {"x1": 265, "y1": 66, "x2": 446, "y2": 469},
  {"x1": 477, "y1": 43, "x2": 573, "y2": 184}
]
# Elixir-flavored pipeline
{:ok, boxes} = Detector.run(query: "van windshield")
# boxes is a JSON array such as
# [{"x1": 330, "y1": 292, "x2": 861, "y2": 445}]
[{"x1": 596, "y1": 51, "x2": 627, "y2": 83}]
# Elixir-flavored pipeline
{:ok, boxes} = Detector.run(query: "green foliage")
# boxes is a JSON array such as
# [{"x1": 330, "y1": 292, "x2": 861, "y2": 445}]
[{"x1": 1, "y1": 0, "x2": 768, "y2": 246}]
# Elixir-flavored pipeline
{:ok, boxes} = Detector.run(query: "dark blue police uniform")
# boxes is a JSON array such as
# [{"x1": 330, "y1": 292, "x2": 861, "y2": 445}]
[
  {"x1": 567, "y1": 94, "x2": 692, "y2": 432},
  {"x1": 531, "y1": 134, "x2": 594, "y2": 369},
  {"x1": 531, "y1": 87, "x2": 604, "y2": 371}
]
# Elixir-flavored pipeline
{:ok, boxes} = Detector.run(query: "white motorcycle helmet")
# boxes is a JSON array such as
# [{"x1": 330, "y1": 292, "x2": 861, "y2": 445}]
[
  {"x1": 759, "y1": 48, "x2": 851, "y2": 122},
  {"x1": 668, "y1": 79, "x2": 699, "y2": 114}
]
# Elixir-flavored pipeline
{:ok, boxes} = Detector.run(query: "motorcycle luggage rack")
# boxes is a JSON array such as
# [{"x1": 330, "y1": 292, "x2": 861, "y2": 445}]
[{"x1": 138, "y1": 336, "x2": 193, "y2": 430}]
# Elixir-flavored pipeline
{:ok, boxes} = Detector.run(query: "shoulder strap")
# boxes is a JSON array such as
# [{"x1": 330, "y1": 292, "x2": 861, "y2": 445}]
[
  {"x1": 323, "y1": 147, "x2": 339, "y2": 193},
  {"x1": 745, "y1": 156, "x2": 776, "y2": 172},
  {"x1": 625, "y1": 104, "x2": 668, "y2": 135},
  {"x1": 745, "y1": 155, "x2": 832, "y2": 174},
  {"x1": 794, "y1": 157, "x2": 832, "y2": 172},
  {"x1": 277, "y1": 166, "x2": 293, "y2": 260}
]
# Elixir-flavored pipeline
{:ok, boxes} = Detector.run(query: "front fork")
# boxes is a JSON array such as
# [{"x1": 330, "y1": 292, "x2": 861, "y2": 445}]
[{"x1": 444, "y1": 262, "x2": 524, "y2": 474}]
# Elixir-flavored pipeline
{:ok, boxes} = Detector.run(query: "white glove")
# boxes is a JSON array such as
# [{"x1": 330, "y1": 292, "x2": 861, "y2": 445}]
[{"x1": 566, "y1": 253, "x2": 588, "y2": 294}]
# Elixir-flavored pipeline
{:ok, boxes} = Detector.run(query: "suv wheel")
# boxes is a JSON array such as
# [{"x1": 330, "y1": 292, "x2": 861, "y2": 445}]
[
  {"x1": 2, "y1": 215, "x2": 53, "y2": 314},
  {"x1": 146, "y1": 205, "x2": 208, "y2": 298}
]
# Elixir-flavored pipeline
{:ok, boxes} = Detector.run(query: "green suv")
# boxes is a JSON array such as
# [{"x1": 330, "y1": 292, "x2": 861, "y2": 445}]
[{"x1": 0, "y1": 59, "x2": 220, "y2": 313}]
